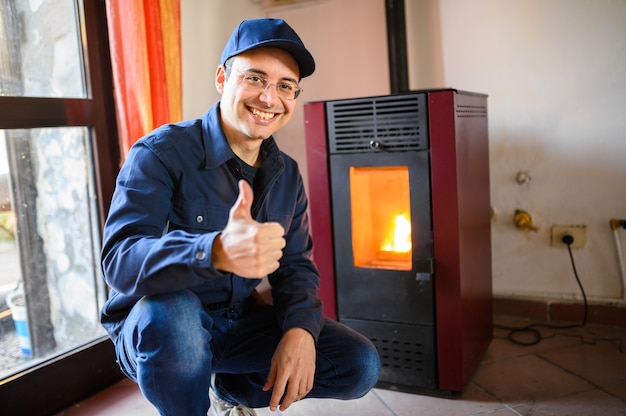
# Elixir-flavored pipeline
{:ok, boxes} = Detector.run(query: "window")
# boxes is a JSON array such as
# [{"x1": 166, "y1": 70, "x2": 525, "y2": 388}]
[{"x1": 0, "y1": 1, "x2": 121, "y2": 413}]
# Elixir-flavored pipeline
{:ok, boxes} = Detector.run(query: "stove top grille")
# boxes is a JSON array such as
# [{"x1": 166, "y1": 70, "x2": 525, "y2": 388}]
[{"x1": 326, "y1": 94, "x2": 428, "y2": 154}]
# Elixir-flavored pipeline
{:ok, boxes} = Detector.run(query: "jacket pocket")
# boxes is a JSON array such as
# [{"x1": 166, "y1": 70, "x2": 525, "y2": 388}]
[
  {"x1": 170, "y1": 198, "x2": 230, "y2": 232},
  {"x1": 264, "y1": 210, "x2": 293, "y2": 232}
]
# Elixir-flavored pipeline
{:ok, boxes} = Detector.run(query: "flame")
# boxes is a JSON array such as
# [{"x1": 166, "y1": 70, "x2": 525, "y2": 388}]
[{"x1": 381, "y1": 214, "x2": 412, "y2": 253}]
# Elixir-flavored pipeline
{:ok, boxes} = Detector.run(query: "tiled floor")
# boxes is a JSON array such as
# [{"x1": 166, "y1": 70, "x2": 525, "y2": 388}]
[{"x1": 56, "y1": 316, "x2": 626, "y2": 416}]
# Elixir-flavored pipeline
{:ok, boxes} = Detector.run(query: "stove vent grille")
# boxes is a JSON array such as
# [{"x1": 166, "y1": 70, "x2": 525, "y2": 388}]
[
  {"x1": 456, "y1": 103, "x2": 487, "y2": 118},
  {"x1": 341, "y1": 318, "x2": 437, "y2": 388},
  {"x1": 326, "y1": 94, "x2": 428, "y2": 154}
]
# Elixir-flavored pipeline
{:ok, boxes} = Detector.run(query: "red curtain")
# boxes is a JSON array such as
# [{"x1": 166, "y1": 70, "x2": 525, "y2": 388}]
[{"x1": 106, "y1": 0, "x2": 182, "y2": 159}]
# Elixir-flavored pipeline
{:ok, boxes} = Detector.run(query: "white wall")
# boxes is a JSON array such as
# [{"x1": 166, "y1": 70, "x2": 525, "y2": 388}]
[
  {"x1": 427, "y1": 0, "x2": 626, "y2": 304},
  {"x1": 182, "y1": 0, "x2": 626, "y2": 306},
  {"x1": 181, "y1": 0, "x2": 264, "y2": 118}
]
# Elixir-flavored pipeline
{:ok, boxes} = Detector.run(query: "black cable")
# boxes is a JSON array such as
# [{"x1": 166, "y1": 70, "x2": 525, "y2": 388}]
[{"x1": 495, "y1": 236, "x2": 588, "y2": 346}]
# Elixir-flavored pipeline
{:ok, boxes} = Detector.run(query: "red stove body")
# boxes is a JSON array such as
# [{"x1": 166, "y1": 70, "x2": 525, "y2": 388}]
[{"x1": 304, "y1": 89, "x2": 492, "y2": 393}]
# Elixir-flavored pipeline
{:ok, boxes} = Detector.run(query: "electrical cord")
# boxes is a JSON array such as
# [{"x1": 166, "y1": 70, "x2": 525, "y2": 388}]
[{"x1": 495, "y1": 234, "x2": 588, "y2": 346}]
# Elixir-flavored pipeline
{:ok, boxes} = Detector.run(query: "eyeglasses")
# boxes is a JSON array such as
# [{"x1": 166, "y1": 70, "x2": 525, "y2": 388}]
[{"x1": 227, "y1": 66, "x2": 303, "y2": 100}]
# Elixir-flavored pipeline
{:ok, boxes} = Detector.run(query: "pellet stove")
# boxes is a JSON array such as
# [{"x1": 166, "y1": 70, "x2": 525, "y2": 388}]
[{"x1": 304, "y1": 89, "x2": 492, "y2": 394}]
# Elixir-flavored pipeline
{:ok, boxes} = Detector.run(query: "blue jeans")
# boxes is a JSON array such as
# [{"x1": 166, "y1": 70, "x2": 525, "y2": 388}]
[{"x1": 114, "y1": 290, "x2": 381, "y2": 416}]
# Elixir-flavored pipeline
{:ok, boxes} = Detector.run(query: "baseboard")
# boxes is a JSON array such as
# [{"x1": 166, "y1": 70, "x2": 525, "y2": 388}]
[{"x1": 493, "y1": 297, "x2": 626, "y2": 327}]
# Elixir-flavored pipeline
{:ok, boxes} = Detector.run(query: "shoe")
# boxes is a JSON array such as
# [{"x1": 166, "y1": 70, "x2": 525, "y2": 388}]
[{"x1": 208, "y1": 387, "x2": 257, "y2": 416}]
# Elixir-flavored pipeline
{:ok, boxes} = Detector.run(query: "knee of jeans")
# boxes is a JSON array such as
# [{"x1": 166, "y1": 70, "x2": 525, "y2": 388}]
[
  {"x1": 352, "y1": 342, "x2": 381, "y2": 397},
  {"x1": 134, "y1": 291, "x2": 210, "y2": 359},
  {"x1": 332, "y1": 336, "x2": 381, "y2": 399}
]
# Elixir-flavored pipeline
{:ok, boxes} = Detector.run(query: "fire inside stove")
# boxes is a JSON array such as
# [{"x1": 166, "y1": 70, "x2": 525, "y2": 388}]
[{"x1": 349, "y1": 166, "x2": 412, "y2": 271}]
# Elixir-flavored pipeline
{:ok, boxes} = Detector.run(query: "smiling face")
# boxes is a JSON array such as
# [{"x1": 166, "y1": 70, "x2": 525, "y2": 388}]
[{"x1": 216, "y1": 47, "x2": 300, "y2": 163}]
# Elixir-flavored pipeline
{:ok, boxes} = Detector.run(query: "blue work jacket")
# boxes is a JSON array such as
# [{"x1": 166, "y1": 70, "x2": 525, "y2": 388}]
[{"x1": 100, "y1": 102, "x2": 323, "y2": 342}]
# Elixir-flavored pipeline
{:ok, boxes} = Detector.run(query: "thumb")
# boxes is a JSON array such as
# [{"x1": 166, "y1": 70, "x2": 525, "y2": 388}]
[{"x1": 229, "y1": 180, "x2": 254, "y2": 220}]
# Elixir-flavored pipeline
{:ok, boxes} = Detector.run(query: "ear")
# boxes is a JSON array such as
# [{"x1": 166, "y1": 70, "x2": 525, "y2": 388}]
[{"x1": 215, "y1": 65, "x2": 226, "y2": 94}]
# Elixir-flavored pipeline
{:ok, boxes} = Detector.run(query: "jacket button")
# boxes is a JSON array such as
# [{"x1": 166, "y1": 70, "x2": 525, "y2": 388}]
[
  {"x1": 195, "y1": 250, "x2": 207, "y2": 261},
  {"x1": 196, "y1": 215, "x2": 204, "y2": 223}
]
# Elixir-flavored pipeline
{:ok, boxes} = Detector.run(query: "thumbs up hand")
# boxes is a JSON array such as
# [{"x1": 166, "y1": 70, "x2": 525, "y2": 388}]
[{"x1": 212, "y1": 180, "x2": 286, "y2": 278}]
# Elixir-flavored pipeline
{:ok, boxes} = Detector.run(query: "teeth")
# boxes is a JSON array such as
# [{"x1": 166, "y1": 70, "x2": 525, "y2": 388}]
[{"x1": 251, "y1": 108, "x2": 276, "y2": 120}]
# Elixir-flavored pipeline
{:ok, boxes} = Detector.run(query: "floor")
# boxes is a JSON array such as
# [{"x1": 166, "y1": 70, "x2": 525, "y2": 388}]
[{"x1": 55, "y1": 316, "x2": 626, "y2": 416}]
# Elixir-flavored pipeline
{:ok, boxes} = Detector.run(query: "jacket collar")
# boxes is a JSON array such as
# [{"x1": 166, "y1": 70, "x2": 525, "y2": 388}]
[{"x1": 201, "y1": 102, "x2": 283, "y2": 171}]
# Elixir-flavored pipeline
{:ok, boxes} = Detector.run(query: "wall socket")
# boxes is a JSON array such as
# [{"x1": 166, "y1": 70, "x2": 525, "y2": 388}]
[{"x1": 551, "y1": 225, "x2": 587, "y2": 249}]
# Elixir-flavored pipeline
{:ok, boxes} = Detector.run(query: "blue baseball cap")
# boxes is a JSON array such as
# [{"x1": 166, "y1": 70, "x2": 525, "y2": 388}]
[{"x1": 221, "y1": 18, "x2": 316, "y2": 78}]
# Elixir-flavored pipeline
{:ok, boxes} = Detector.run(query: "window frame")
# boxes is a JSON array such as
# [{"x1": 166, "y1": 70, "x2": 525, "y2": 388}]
[{"x1": 0, "y1": 1, "x2": 122, "y2": 414}]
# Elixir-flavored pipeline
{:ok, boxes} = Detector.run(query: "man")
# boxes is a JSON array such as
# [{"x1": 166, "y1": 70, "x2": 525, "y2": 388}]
[{"x1": 100, "y1": 18, "x2": 381, "y2": 416}]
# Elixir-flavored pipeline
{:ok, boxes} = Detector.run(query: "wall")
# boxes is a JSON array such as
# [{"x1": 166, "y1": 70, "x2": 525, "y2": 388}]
[
  {"x1": 182, "y1": 0, "x2": 626, "y2": 306},
  {"x1": 181, "y1": 0, "x2": 262, "y2": 118},
  {"x1": 427, "y1": 0, "x2": 626, "y2": 305}
]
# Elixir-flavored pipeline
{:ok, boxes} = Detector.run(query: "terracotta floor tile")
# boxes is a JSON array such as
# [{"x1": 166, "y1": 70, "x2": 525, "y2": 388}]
[
  {"x1": 481, "y1": 337, "x2": 532, "y2": 362},
  {"x1": 539, "y1": 342, "x2": 626, "y2": 387},
  {"x1": 561, "y1": 323, "x2": 626, "y2": 341},
  {"x1": 471, "y1": 354, "x2": 592, "y2": 403},
  {"x1": 512, "y1": 389, "x2": 626, "y2": 416},
  {"x1": 604, "y1": 381, "x2": 626, "y2": 402},
  {"x1": 57, "y1": 378, "x2": 157, "y2": 416},
  {"x1": 484, "y1": 333, "x2": 581, "y2": 363}
]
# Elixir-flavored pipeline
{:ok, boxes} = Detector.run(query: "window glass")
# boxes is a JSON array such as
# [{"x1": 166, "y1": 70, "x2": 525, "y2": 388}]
[
  {"x1": 0, "y1": 0, "x2": 86, "y2": 98},
  {"x1": 0, "y1": 127, "x2": 106, "y2": 379}
]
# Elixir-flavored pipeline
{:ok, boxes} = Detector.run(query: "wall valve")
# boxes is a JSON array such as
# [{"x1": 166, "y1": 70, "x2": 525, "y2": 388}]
[
  {"x1": 610, "y1": 218, "x2": 626, "y2": 231},
  {"x1": 515, "y1": 170, "x2": 532, "y2": 185},
  {"x1": 514, "y1": 209, "x2": 539, "y2": 232}
]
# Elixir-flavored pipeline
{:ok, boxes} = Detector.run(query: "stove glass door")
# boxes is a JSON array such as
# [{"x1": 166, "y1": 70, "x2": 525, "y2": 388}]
[{"x1": 350, "y1": 166, "x2": 411, "y2": 271}]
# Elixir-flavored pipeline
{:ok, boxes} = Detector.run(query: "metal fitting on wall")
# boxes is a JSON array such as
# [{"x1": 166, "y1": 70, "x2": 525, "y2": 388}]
[{"x1": 514, "y1": 209, "x2": 539, "y2": 232}]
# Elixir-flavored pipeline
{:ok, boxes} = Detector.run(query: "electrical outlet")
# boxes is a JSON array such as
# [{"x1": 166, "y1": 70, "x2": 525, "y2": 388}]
[{"x1": 551, "y1": 225, "x2": 587, "y2": 249}]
